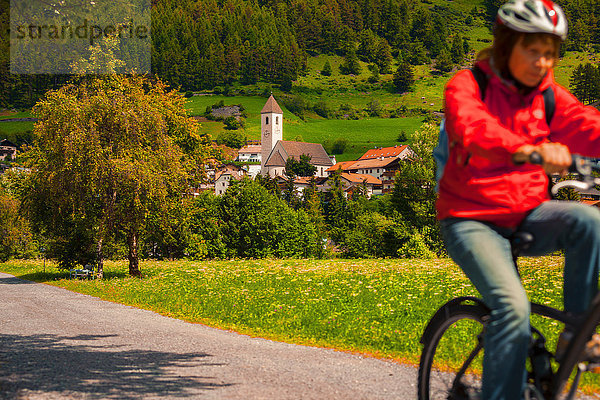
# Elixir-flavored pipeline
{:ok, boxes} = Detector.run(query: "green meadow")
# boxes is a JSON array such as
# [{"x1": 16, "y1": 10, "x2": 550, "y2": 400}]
[{"x1": 2, "y1": 257, "x2": 598, "y2": 394}]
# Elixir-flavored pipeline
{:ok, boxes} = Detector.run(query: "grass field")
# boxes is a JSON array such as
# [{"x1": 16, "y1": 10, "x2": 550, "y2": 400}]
[
  {"x1": 2, "y1": 257, "x2": 599, "y2": 394},
  {"x1": 185, "y1": 94, "x2": 425, "y2": 161},
  {"x1": 0, "y1": 120, "x2": 34, "y2": 136}
]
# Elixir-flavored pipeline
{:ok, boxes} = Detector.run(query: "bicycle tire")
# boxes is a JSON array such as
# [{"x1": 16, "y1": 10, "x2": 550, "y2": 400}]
[
  {"x1": 417, "y1": 299, "x2": 489, "y2": 400},
  {"x1": 551, "y1": 294, "x2": 600, "y2": 399}
]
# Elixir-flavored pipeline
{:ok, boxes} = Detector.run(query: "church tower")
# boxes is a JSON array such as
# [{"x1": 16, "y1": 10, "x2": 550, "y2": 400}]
[{"x1": 260, "y1": 95, "x2": 283, "y2": 176}]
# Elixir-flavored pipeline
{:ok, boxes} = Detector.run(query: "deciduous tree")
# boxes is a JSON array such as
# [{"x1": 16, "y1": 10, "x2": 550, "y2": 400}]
[{"x1": 23, "y1": 71, "x2": 211, "y2": 277}]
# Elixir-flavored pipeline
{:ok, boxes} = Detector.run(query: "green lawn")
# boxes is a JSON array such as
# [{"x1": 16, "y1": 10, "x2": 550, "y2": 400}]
[
  {"x1": 186, "y1": 94, "x2": 425, "y2": 161},
  {"x1": 283, "y1": 117, "x2": 424, "y2": 161},
  {"x1": 0, "y1": 120, "x2": 34, "y2": 136}
]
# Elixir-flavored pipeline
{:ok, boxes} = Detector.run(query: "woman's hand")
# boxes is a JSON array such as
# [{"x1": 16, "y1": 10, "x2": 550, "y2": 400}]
[{"x1": 513, "y1": 142, "x2": 571, "y2": 174}]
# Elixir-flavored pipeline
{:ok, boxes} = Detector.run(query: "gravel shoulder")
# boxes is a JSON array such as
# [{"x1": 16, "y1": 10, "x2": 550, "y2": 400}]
[{"x1": 0, "y1": 272, "x2": 417, "y2": 399}]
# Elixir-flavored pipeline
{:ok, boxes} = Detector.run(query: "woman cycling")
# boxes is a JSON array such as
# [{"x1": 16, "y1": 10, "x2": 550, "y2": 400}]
[{"x1": 437, "y1": 0, "x2": 600, "y2": 399}]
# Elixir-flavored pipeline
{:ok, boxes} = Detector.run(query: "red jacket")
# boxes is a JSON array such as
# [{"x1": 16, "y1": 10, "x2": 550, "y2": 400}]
[{"x1": 437, "y1": 59, "x2": 600, "y2": 228}]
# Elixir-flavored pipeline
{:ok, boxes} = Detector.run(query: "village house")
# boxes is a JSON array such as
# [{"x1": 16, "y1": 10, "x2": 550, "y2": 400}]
[
  {"x1": 0, "y1": 139, "x2": 17, "y2": 161},
  {"x1": 214, "y1": 164, "x2": 245, "y2": 195},
  {"x1": 236, "y1": 143, "x2": 262, "y2": 177},
  {"x1": 237, "y1": 144, "x2": 261, "y2": 163},
  {"x1": 326, "y1": 145, "x2": 416, "y2": 194},
  {"x1": 358, "y1": 144, "x2": 414, "y2": 161}
]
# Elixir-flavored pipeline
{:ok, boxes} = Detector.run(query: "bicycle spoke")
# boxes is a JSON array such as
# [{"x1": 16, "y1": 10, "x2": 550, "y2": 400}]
[{"x1": 418, "y1": 303, "x2": 487, "y2": 400}]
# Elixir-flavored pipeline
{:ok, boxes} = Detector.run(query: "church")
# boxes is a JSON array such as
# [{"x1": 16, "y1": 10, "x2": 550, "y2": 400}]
[{"x1": 260, "y1": 95, "x2": 334, "y2": 177}]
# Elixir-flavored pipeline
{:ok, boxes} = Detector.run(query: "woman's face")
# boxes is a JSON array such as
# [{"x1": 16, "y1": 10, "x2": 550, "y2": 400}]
[{"x1": 508, "y1": 35, "x2": 556, "y2": 87}]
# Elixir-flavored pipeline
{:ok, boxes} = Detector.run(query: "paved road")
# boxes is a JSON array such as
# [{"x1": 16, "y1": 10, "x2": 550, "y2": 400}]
[{"x1": 0, "y1": 272, "x2": 417, "y2": 399}]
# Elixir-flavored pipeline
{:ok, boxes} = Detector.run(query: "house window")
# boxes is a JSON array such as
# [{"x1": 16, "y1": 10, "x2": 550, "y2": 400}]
[
  {"x1": 266, "y1": 116, "x2": 269, "y2": 125},
  {"x1": 276, "y1": 116, "x2": 279, "y2": 125}
]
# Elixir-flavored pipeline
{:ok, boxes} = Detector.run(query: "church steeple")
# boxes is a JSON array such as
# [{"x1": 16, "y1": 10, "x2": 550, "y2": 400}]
[{"x1": 261, "y1": 95, "x2": 283, "y2": 176}]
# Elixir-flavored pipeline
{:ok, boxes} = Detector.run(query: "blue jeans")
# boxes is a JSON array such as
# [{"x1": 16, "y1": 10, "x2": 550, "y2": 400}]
[{"x1": 440, "y1": 201, "x2": 600, "y2": 400}]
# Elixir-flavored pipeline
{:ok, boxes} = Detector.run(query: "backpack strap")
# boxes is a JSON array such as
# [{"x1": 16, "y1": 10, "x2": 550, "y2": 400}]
[
  {"x1": 471, "y1": 65, "x2": 556, "y2": 126},
  {"x1": 542, "y1": 87, "x2": 555, "y2": 126},
  {"x1": 470, "y1": 65, "x2": 488, "y2": 101}
]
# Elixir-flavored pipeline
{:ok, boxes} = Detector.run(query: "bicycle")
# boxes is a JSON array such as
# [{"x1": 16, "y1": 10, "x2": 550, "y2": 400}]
[{"x1": 417, "y1": 154, "x2": 600, "y2": 400}]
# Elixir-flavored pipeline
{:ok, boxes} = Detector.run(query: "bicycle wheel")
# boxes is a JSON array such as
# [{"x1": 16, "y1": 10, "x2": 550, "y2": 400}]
[
  {"x1": 418, "y1": 299, "x2": 489, "y2": 400},
  {"x1": 552, "y1": 330, "x2": 600, "y2": 399}
]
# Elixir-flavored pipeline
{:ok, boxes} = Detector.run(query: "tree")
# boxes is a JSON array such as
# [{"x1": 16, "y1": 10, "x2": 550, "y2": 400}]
[
  {"x1": 219, "y1": 177, "x2": 320, "y2": 258},
  {"x1": 285, "y1": 154, "x2": 317, "y2": 177},
  {"x1": 321, "y1": 60, "x2": 333, "y2": 76},
  {"x1": 217, "y1": 128, "x2": 246, "y2": 148},
  {"x1": 569, "y1": 19, "x2": 592, "y2": 52},
  {"x1": 450, "y1": 35, "x2": 465, "y2": 64},
  {"x1": 570, "y1": 63, "x2": 600, "y2": 105},
  {"x1": 391, "y1": 123, "x2": 442, "y2": 255},
  {"x1": 23, "y1": 72, "x2": 211, "y2": 278},
  {"x1": 302, "y1": 178, "x2": 326, "y2": 257},
  {"x1": 331, "y1": 138, "x2": 348, "y2": 154},
  {"x1": 368, "y1": 64, "x2": 380, "y2": 83},
  {"x1": 339, "y1": 49, "x2": 362, "y2": 75},
  {"x1": 393, "y1": 61, "x2": 415, "y2": 93},
  {"x1": 0, "y1": 189, "x2": 32, "y2": 262},
  {"x1": 397, "y1": 130, "x2": 408, "y2": 142},
  {"x1": 434, "y1": 48, "x2": 454, "y2": 73},
  {"x1": 367, "y1": 99, "x2": 382, "y2": 116}
]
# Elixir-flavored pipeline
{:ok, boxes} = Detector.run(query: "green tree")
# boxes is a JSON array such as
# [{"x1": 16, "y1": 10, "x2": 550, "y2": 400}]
[
  {"x1": 403, "y1": 41, "x2": 429, "y2": 66},
  {"x1": 321, "y1": 60, "x2": 333, "y2": 76},
  {"x1": 367, "y1": 99, "x2": 382, "y2": 116},
  {"x1": 397, "y1": 130, "x2": 408, "y2": 142},
  {"x1": 569, "y1": 18, "x2": 592, "y2": 52},
  {"x1": 391, "y1": 122, "x2": 442, "y2": 255},
  {"x1": 0, "y1": 188, "x2": 32, "y2": 262},
  {"x1": 332, "y1": 137, "x2": 349, "y2": 154},
  {"x1": 217, "y1": 128, "x2": 246, "y2": 148},
  {"x1": 186, "y1": 191, "x2": 228, "y2": 259},
  {"x1": 313, "y1": 100, "x2": 332, "y2": 118},
  {"x1": 393, "y1": 61, "x2": 415, "y2": 93},
  {"x1": 368, "y1": 64, "x2": 380, "y2": 83},
  {"x1": 570, "y1": 63, "x2": 600, "y2": 105},
  {"x1": 219, "y1": 177, "x2": 319, "y2": 258},
  {"x1": 374, "y1": 40, "x2": 394, "y2": 74},
  {"x1": 339, "y1": 49, "x2": 362, "y2": 75},
  {"x1": 450, "y1": 35, "x2": 465, "y2": 64},
  {"x1": 323, "y1": 169, "x2": 349, "y2": 243},
  {"x1": 23, "y1": 73, "x2": 211, "y2": 277},
  {"x1": 434, "y1": 48, "x2": 454, "y2": 73},
  {"x1": 285, "y1": 154, "x2": 317, "y2": 177},
  {"x1": 302, "y1": 178, "x2": 326, "y2": 257}
]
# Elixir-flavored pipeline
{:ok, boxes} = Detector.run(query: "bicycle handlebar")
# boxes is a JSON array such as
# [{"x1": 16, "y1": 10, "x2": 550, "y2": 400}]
[{"x1": 529, "y1": 151, "x2": 600, "y2": 196}]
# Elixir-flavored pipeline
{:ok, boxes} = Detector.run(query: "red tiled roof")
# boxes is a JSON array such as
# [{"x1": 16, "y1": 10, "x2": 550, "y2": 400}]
[
  {"x1": 238, "y1": 144, "x2": 262, "y2": 153},
  {"x1": 359, "y1": 145, "x2": 409, "y2": 160},
  {"x1": 341, "y1": 173, "x2": 382, "y2": 185},
  {"x1": 347, "y1": 157, "x2": 400, "y2": 169},
  {"x1": 293, "y1": 176, "x2": 312, "y2": 185},
  {"x1": 326, "y1": 161, "x2": 357, "y2": 172},
  {"x1": 261, "y1": 95, "x2": 283, "y2": 114}
]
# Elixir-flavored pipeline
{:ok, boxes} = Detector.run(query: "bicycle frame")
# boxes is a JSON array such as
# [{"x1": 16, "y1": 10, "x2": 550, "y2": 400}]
[{"x1": 552, "y1": 290, "x2": 600, "y2": 397}]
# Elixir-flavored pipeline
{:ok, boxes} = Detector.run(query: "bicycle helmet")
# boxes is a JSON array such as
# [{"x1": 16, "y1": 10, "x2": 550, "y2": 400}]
[{"x1": 497, "y1": 0, "x2": 568, "y2": 41}]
